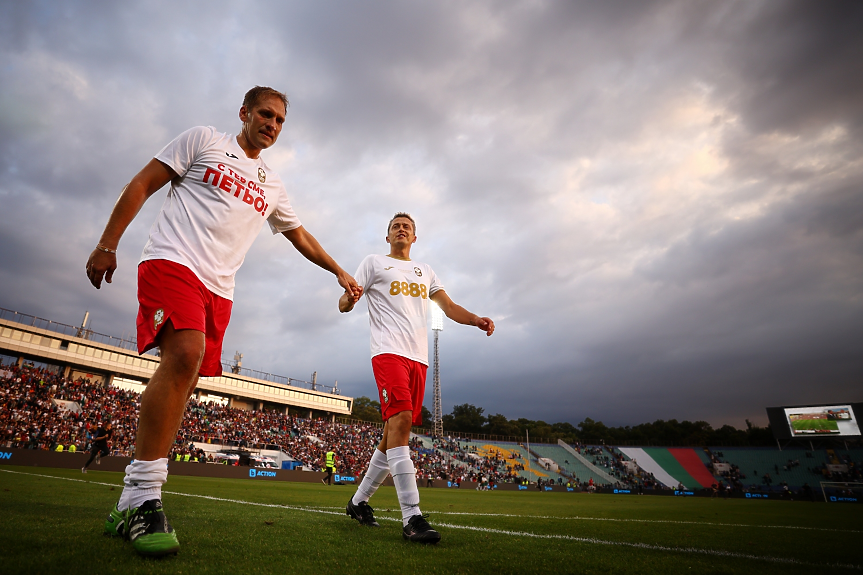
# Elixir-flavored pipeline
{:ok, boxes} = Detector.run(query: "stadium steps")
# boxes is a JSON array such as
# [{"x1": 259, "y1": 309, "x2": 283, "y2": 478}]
[
  {"x1": 609, "y1": 446, "x2": 631, "y2": 461},
  {"x1": 696, "y1": 447, "x2": 715, "y2": 467},
  {"x1": 410, "y1": 433, "x2": 435, "y2": 449},
  {"x1": 556, "y1": 440, "x2": 616, "y2": 484},
  {"x1": 432, "y1": 445, "x2": 463, "y2": 471},
  {"x1": 525, "y1": 444, "x2": 581, "y2": 484},
  {"x1": 530, "y1": 444, "x2": 612, "y2": 485}
]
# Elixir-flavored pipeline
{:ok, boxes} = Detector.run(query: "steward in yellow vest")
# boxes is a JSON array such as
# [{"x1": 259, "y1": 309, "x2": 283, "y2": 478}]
[{"x1": 323, "y1": 450, "x2": 336, "y2": 485}]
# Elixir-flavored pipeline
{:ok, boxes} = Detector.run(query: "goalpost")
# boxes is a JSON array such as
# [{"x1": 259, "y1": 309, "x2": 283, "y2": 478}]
[{"x1": 819, "y1": 481, "x2": 863, "y2": 503}]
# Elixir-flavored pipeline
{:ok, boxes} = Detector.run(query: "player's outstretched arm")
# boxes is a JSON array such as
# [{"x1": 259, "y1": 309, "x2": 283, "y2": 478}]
[
  {"x1": 281, "y1": 226, "x2": 362, "y2": 299},
  {"x1": 430, "y1": 290, "x2": 495, "y2": 336},
  {"x1": 86, "y1": 159, "x2": 176, "y2": 289}
]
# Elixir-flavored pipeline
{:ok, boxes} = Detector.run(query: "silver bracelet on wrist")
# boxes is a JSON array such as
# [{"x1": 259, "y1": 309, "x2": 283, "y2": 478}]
[{"x1": 96, "y1": 244, "x2": 117, "y2": 254}]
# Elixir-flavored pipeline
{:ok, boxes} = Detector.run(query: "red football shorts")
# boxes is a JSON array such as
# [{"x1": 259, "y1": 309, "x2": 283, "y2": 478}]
[
  {"x1": 371, "y1": 353, "x2": 427, "y2": 426},
  {"x1": 136, "y1": 259, "x2": 232, "y2": 377}
]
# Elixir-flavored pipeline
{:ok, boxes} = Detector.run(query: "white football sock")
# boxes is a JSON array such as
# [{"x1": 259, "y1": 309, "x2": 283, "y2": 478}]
[
  {"x1": 117, "y1": 458, "x2": 168, "y2": 511},
  {"x1": 387, "y1": 446, "x2": 421, "y2": 525},
  {"x1": 352, "y1": 448, "x2": 390, "y2": 505}
]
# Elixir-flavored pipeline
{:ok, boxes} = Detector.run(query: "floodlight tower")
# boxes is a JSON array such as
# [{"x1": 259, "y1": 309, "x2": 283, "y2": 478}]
[{"x1": 431, "y1": 300, "x2": 444, "y2": 439}]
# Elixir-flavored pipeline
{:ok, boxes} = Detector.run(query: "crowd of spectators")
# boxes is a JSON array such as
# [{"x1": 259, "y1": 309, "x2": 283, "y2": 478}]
[
  {"x1": 0, "y1": 363, "x2": 137, "y2": 455},
  {"x1": 705, "y1": 448, "x2": 747, "y2": 489},
  {"x1": 415, "y1": 438, "x2": 526, "y2": 484},
  {"x1": 0, "y1": 363, "x2": 661, "y2": 489},
  {"x1": 574, "y1": 444, "x2": 663, "y2": 489},
  {"x1": 812, "y1": 453, "x2": 862, "y2": 484},
  {"x1": 0, "y1": 362, "x2": 386, "y2": 474},
  {"x1": 1, "y1": 363, "x2": 530, "y2": 482},
  {"x1": 175, "y1": 399, "x2": 385, "y2": 476},
  {"x1": 0, "y1": 363, "x2": 536, "y2": 484}
]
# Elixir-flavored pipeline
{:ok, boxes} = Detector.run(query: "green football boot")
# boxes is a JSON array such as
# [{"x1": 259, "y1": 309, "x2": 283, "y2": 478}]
[
  {"x1": 126, "y1": 499, "x2": 180, "y2": 556},
  {"x1": 103, "y1": 505, "x2": 127, "y2": 538}
]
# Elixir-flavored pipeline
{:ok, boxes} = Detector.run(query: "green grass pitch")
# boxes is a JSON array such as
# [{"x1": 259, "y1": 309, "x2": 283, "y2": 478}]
[
  {"x1": 791, "y1": 419, "x2": 839, "y2": 433},
  {"x1": 1, "y1": 467, "x2": 861, "y2": 574}
]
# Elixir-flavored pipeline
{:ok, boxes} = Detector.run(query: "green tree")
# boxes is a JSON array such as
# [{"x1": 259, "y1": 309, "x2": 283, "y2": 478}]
[
  {"x1": 551, "y1": 421, "x2": 580, "y2": 443},
  {"x1": 484, "y1": 413, "x2": 522, "y2": 437},
  {"x1": 746, "y1": 422, "x2": 774, "y2": 446},
  {"x1": 351, "y1": 396, "x2": 382, "y2": 423},
  {"x1": 577, "y1": 417, "x2": 611, "y2": 442},
  {"x1": 409, "y1": 402, "x2": 773, "y2": 446},
  {"x1": 443, "y1": 403, "x2": 487, "y2": 434},
  {"x1": 712, "y1": 424, "x2": 748, "y2": 445},
  {"x1": 525, "y1": 420, "x2": 555, "y2": 441},
  {"x1": 420, "y1": 405, "x2": 433, "y2": 428}
]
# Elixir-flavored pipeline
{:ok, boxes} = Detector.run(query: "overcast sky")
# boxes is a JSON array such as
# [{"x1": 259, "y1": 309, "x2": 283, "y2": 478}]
[{"x1": 1, "y1": 1, "x2": 861, "y2": 429}]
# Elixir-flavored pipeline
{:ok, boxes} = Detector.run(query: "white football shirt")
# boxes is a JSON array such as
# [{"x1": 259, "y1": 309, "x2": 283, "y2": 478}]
[
  {"x1": 354, "y1": 254, "x2": 444, "y2": 365},
  {"x1": 141, "y1": 126, "x2": 302, "y2": 300}
]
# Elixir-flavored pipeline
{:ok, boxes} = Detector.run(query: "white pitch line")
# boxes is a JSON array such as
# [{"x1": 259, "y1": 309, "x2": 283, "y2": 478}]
[
  {"x1": 0, "y1": 468, "x2": 403, "y2": 518},
  {"x1": 432, "y1": 522, "x2": 861, "y2": 569},
  {"x1": 1, "y1": 468, "x2": 860, "y2": 571},
  {"x1": 313, "y1": 506, "x2": 862, "y2": 535}
]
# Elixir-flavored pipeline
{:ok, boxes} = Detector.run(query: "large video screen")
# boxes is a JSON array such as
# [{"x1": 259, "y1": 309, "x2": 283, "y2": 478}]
[{"x1": 784, "y1": 405, "x2": 861, "y2": 437}]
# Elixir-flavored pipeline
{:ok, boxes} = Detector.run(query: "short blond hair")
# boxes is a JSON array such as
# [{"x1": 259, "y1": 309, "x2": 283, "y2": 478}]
[
  {"x1": 242, "y1": 86, "x2": 289, "y2": 113},
  {"x1": 388, "y1": 212, "x2": 416, "y2": 234}
]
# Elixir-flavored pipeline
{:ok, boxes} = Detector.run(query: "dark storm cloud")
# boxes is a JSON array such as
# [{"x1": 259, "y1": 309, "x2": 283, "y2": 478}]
[
  {"x1": 722, "y1": 1, "x2": 863, "y2": 137},
  {"x1": 1, "y1": 1, "x2": 861, "y2": 428}
]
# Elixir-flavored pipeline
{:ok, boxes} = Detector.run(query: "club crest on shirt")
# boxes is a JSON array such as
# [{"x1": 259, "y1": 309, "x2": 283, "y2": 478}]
[
  {"x1": 382, "y1": 389, "x2": 389, "y2": 404},
  {"x1": 258, "y1": 167, "x2": 266, "y2": 183},
  {"x1": 414, "y1": 267, "x2": 422, "y2": 277},
  {"x1": 154, "y1": 308, "x2": 165, "y2": 330}
]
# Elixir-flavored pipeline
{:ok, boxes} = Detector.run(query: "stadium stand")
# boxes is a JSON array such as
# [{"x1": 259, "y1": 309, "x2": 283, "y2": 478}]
[
  {"x1": 428, "y1": 438, "x2": 532, "y2": 484},
  {"x1": 410, "y1": 433, "x2": 434, "y2": 449},
  {"x1": 0, "y1": 362, "x2": 383, "y2": 475},
  {"x1": 619, "y1": 447, "x2": 718, "y2": 489},
  {"x1": 478, "y1": 440, "x2": 569, "y2": 483},
  {"x1": 3, "y1": 360, "x2": 860, "y2": 492},
  {"x1": 713, "y1": 447, "x2": 854, "y2": 490},
  {"x1": 0, "y1": 361, "x2": 561, "y2": 486},
  {"x1": 0, "y1": 310, "x2": 351, "y2": 418},
  {"x1": 558, "y1": 442, "x2": 620, "y2": 482},
  {"x1": 530, "y1": 443, "x2": 611, "y2": 485},
  {"x1": 616, "y1": 445, "x2": 863, "y2": 492}
]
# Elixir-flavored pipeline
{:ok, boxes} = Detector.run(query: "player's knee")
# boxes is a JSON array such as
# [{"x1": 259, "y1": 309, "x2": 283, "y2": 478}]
[
  {"x1": 388, "y1": 411, "x2": 413, "y2": 442},
  {"x1": 160, "y1": 342, "x2": 204, "y2": 381},
  {"x1": 156, "y1": 322, "x2": 205, "y2": 371}
]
